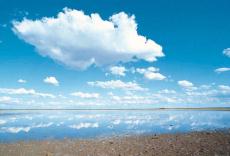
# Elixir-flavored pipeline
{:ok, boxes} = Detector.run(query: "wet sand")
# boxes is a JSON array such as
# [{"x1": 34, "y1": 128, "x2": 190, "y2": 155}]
[{"x1": 0, "y1": 131, "x2": 230, "y2": 156}]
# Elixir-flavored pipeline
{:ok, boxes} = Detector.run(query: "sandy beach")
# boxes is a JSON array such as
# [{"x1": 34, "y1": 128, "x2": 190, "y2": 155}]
[{"x1": 0, "y1": 131, "x2": 230, "y2": 156}]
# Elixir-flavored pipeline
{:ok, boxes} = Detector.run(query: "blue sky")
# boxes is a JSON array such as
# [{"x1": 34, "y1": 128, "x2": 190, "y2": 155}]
[{"x1": 0, "y1": 0, "x2": 229, "y2": 108}]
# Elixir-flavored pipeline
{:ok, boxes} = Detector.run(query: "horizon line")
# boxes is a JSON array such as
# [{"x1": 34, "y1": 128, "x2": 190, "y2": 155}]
[{"x1": 1, "y1": 107, "x2": 230, "y2": 111}]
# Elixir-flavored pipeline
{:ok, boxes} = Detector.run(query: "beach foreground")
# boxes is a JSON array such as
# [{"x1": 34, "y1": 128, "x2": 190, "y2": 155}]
[{"x1": 0, "y1": 131, "x2": 230, "y2": 156}]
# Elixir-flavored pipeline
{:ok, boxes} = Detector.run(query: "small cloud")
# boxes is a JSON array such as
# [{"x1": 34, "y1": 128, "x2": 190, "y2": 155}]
[
  {"x1": 144, "y1": 72, "x2": 166, "y2": 80},
  {"x1": 107, "y1": 92, "x2": 114, "y2": 96},
  {"x1": 58, "y1": 94, "x2": 67, "y2": 99},
  {"x1": 218, "y1": 85, "x2": 230, "y2": 93},
  {"x1": 200, "y1": 85, "x2": 211, "y2": 90},
  {"x1": 178, "y1": 80, "x2": 193, "y2": 88},
  {"x1": 215, "y1": 67, "x2": 230, "y2": 73},
  {"x1": 88, "y1": 80, "x2": 146, "y2": 91},
  {"x1": 223, "y1": 48, "x2": 230, "y2": 57},
  {"x1": 70, "y1": 91, "x2": 100, "y2": 99},
  {"x1": 18, "y1": 79, "x2": 27, "y2": 83},
  {"x1": 178, "y1": 80, "x2": 196, "y2": 90},
  {"x1": 136, "y1": 67, "x2": 159, "y2": 74},
  {"x1": 43, "y1": 76, "x2": 59, "y2": 86},
  {"x1": 158, "y1": 89, "x2": 176, "y2": 94},
  {"x1": 109, "y1": 94, "x2": 149, "y2": 104},
  {"x1": 136, "y1": 67, "x2": 166, "y2": 80},
  {"x1": 0, "y1": 96, "x2": 19, "y2": 104},
  {"x1": 0, "y1": 88, "x2": 55, "y2": 98},
  {"x1": 109, "y1": 66, "x2": 126, "y2": 76}
]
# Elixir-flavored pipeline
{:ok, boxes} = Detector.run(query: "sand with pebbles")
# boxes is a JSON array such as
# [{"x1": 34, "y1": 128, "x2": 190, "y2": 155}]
[{"x1": 0, "y1": 131, "x2": 230, "y2": 156}]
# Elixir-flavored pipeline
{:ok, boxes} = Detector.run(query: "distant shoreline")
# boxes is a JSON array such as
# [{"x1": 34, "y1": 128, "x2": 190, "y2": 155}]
[{"x1": 1, "y1": 107, "x2": 230, "y2": 111}]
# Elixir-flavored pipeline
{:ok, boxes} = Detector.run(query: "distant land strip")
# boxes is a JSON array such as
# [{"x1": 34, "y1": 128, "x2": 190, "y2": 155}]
[{"x1": 1, "y1": 107, "x2": 230, "y2": 111}]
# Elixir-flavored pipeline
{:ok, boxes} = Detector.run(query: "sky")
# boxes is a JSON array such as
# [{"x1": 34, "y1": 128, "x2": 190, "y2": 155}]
[{"x1": 0, "y1": 0, "x2": 229, "y2": 109}]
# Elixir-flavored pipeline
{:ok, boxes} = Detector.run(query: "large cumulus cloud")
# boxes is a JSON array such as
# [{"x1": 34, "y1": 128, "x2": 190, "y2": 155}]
[{"x1": 13, "y1": 8, "x2": 164, "y2": 69}]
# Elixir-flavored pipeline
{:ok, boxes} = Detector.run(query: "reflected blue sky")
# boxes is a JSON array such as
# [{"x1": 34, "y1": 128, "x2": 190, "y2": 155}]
[{"x1": 0, "y1": 110, "x2": 230, "y2": 142}]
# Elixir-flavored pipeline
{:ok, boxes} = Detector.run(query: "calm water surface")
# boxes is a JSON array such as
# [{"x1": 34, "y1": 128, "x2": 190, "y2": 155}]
[{"x1": 0, "y1": 110, "x2": 230, "y2": 142}]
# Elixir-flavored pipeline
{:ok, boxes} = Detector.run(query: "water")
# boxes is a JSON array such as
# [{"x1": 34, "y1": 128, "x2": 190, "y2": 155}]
[{"x1": 0, "y1": 110, "x2": 230, "y2": 142}]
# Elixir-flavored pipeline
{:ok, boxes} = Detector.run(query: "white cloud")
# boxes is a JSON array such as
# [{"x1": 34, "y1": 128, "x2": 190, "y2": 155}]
[
  {"x1": 105, "y1": 84, "x2": 230, "y2": 106},
  {"x1": 215, "y1": 67, "x2": 230, "y2": 73},
  {"x1": 151, "y1": 93, "x2": 182, "y2": 104},
  {"x1": 13, "y1": 8, "x2": 164, "y2": 70},
  {"x1": 70, "y1": 91, "x2": 100, "y2": 98},
  {"x1": 182, "y1": 81, "x2": 193, "y2": 87},
  {"x1": 43, "y1": 76, "x2": 59, "y2": 86},
  {"x1": 158, "y1": 89, "x2": 176, "y2": 94},
  {"x1": 200, "y1": 85, "x2": 211, "y2": 90},
  {"x1": 0, "y1": 96, "x2": 19, "y2": 104},
  {"x1": 144, "y1": 72, "x2": 166, "y2": 80},
  {"x1": 0, "y1": 88, "x2": 34, "y2": 94},
  {"x1": 109, "y1": 66, "x2": 126, "y2": 76},
  {"x1": 18, "y1": 79, "x2": 27, "y2": 83},
  {"x1": 185, "y1": 84, "x2": 230, "y2": 96},
  {"x1": 223, "y1": 48, "x2": 230, "y2": 57},
  {"x1": 136, "y1": 66, "x2": 159, "y2": 74},
  {"x1": 109, "y1": 94, "x2": 152, "y2": 104},
  {"x1": 136, "y1": 67, "x2": 166, "y2": 80},
  {"x1": 218, "y1": 85, "x2": 230, "y2": 93},
  {"x1": 0, "y1": 88, "x2": 55, "y2": 98},
  {"x1": 88, "y1": 80, "x2": 146, "y2": 91},
  {"x1": 69, "y1": 122, "x2": 99, "y2": 129},
  {"x1": 178, "y1": 80, "x2": 196, "y2": 90}
]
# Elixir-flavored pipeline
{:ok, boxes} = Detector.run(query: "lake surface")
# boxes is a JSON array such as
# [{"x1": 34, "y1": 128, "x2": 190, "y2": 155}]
[{"x1": 0, "y1": 110, "x2": 230, "y2": 142}]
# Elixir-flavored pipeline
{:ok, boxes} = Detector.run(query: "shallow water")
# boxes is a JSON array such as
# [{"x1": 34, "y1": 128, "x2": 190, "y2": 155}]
[{"x1": 0, "y1": 110, "x2": 230, "y2": 142}]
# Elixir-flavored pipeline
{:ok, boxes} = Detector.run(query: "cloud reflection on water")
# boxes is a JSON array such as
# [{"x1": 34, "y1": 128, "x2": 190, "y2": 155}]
[{"x1": 0, "y1": 110, "x2": 230, "y2": 142}]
